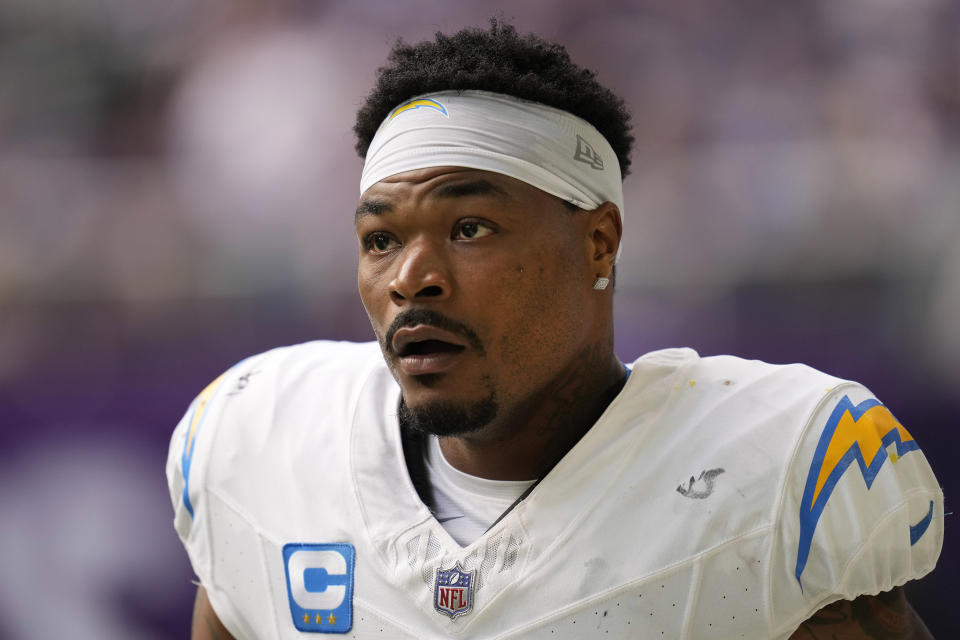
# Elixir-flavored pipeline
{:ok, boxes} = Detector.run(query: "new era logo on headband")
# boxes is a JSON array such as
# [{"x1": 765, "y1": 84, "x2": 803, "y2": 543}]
[{"x1": 574, "y1": 134, "x2": 604, "y2": 170}]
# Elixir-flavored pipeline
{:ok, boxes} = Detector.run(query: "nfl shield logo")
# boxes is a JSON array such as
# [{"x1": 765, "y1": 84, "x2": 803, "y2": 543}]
[{"x1": 434, "y1": 563, "x2": 475, "y2": 619}]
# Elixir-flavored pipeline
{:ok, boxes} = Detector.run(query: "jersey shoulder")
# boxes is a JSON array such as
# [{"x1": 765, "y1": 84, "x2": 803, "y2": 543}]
[
  {"x1": 164, "y1": 340, "x2": 384, "y2": 565},
  {"x1": 624, "y1": 350, "x2": 942, "y2": 635},
  {"x1": 768, "y1": 379, "x2": 943, "y2": 634},
  {"x1": 623, "y1": 348, "x2": 848, "y2": 471},
  {"x1": 683, "y1": 353, "x2": 943, "y2": 598}
]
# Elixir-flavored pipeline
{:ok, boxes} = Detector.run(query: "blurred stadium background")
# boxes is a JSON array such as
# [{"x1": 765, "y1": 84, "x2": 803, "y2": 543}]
[{"x1": 0, "y1": 1, "x2": 956, "y2": 637}]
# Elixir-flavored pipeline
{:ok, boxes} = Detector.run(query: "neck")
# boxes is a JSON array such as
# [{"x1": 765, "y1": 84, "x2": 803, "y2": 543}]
[{"x1": 438, "y1": 339, "x2": 627, "y2": 481}]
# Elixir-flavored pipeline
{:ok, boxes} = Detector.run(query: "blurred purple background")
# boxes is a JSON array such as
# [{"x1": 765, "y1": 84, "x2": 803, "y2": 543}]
[{"x1": 1, "y1": 1, "x2": 956, "y2": 637}]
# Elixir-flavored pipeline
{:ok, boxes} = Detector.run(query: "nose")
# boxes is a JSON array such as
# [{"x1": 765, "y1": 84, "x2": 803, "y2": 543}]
[{"x1": 389, "y1": 238, "x2": 450, "y2": 303}]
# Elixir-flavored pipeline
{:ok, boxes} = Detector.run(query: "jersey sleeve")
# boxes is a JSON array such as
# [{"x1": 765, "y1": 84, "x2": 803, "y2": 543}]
[
  {"x1": 166, "y1": 349, "x2": 283, "y2": 638},
  {"x1": 166, "y1": 364, "x2": 239, "y2": 581},
  {"x1": 769, "y1": 383, "x2": 943, "y2": 636}
]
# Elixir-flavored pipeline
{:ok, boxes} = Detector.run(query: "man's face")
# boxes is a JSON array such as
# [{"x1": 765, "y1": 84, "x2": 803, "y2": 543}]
[{"x1": 356, "y1": 167, "x2": 599, "y2": 438}]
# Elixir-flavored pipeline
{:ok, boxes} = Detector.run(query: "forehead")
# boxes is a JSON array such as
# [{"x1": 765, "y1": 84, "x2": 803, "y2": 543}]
[{"x1": 356, "y1": 167, "x2": 563, "y2": 223}]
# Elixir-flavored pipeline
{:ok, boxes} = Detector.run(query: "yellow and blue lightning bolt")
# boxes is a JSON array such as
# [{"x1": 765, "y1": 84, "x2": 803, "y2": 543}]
[
  {"x1": 389, "y1": 98, "x2": 448, "y2": 120},
  {"x1": 795, "y1": 395, "x2": 920, "y2": 589},
  {"x1": 180, "y1": 358, "x2": 251, "y2": 518}
]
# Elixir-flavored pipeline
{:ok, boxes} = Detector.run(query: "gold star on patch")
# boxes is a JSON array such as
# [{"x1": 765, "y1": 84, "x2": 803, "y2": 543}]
[
  {"x1": 303, "y1": 613, "x2": 310, "y2": 624},
  {"x1": 328, "y1": 613, "x2": 337, "y2": 625},
  {"x1": 315, "y1": 613, "x2": 323, "y2": 624}
]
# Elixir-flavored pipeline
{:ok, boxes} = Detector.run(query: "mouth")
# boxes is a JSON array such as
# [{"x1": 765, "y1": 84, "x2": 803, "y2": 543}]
[
  {"x1": 399, "y1": 339, "x2": 465, "y2": 357},
  {"x1": 391, "y1": 327, "x2": 468, "y2": 376}
]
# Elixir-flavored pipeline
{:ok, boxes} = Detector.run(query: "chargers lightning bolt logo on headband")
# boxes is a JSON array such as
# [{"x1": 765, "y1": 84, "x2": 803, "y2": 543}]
[
  {"x1": 795, "y1": 395, "x2": 921, "y2": 588},
  {"x1": 389, "y1": 98, "x2": 449, "y2": 119}
]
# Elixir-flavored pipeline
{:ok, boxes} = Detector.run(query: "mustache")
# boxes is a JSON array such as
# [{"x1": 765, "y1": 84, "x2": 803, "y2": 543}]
[{"x1": 383, "y1": 308, "x2": 485, "y2": 356}]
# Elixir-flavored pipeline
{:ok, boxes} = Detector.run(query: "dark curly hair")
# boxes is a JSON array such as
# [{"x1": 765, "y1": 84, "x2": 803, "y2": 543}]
[{"x1": 354, "y1": 20, "x2": 633, "y2": 177}]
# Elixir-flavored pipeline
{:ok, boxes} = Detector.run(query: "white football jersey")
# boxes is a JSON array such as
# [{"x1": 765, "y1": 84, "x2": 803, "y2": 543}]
[{"x1": 166, "y1": 341, "x2": 942, "y2": 639}]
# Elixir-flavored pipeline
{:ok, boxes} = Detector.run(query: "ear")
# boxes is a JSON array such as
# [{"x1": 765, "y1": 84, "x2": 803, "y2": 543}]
[{"x1": 586, "y1": 202, "x2": 622, "y2": 278}]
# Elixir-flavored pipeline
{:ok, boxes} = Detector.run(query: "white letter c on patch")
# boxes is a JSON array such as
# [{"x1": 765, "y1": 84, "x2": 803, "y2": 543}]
[{"x1": 288, "y1": 549, "x2": 347, "y2": 610}]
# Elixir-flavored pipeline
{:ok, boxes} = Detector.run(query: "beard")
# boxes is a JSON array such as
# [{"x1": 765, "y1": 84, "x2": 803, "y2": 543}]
[{"x1": 398, "y1": 392, "x2": 498, "y2": 437}]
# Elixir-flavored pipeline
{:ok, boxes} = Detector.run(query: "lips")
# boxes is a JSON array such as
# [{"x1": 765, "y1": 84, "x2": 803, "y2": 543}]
[{"x1": 391, "y1": 326, "x2": 468, "y2": 376}]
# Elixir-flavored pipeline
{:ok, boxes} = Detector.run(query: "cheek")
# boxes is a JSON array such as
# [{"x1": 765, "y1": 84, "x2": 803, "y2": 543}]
[
  {"x1": 357, "y1": 266, "x2": 389, "y2": 334},
  {"x1": 490, "y1": 256, "x2": 586, "y2": 375}
]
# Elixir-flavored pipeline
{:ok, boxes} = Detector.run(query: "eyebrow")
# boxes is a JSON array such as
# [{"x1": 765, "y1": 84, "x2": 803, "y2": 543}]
[
  {"x1": 355, "y1": 179, "x2": 509, "y2": 223},
  {"x1": 355, "y1": 199, "x2": 393, "y2": 223}
]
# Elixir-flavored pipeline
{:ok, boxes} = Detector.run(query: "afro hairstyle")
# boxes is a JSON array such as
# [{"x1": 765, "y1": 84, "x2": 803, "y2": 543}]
[{"x1": 353, "y1": 20, "x2": 633, "y2": 177}]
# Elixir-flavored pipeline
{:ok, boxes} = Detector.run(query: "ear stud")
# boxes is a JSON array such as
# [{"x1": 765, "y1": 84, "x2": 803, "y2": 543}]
[{"x1": 593, "y1": 277, "x2": 610, "y2": 290}]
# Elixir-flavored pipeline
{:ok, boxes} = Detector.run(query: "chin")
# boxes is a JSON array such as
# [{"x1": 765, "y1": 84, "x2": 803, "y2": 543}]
[{"x1": 398, "y1": 393, "x2": 498, "y2": 437}]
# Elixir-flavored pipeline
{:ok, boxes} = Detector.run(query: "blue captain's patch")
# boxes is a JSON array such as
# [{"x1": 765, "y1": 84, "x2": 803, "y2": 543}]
[{"x1": 283, "y1": 543, "x2": 354, "y2": 633}]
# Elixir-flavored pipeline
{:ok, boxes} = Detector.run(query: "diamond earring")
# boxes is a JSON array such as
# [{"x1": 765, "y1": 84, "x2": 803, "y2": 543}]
[{"x1": 593, "y1": 276, "x2": 610, "y2": 290}]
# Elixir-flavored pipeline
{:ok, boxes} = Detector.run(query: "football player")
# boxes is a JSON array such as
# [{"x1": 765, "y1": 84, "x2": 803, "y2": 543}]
[{"x1": 169, "y1": 21, "x2": 942, "y2": 639}]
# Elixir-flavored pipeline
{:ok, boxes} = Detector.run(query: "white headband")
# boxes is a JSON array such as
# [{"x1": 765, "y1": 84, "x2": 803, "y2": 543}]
[{"x1": 360, "y1": 91, "x2": 624, "y2": 258}]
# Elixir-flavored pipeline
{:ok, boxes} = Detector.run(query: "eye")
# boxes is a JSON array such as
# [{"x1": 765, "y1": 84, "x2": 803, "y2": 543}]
[
  {"x1": 364, "y1": 232, "x2": 399, "y2": 253},
  {"x1": 453, "y1": 220, "x2": 495, "y2": 240}
]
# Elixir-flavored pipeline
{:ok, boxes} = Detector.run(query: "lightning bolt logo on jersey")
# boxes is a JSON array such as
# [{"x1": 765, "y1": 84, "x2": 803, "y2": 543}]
[
  {"x1": 180, "y1": 372, "x2": 229, "y2": 518},
  {"x1": 795, "y1": 395, "x2": 922, "y2": 588}
]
